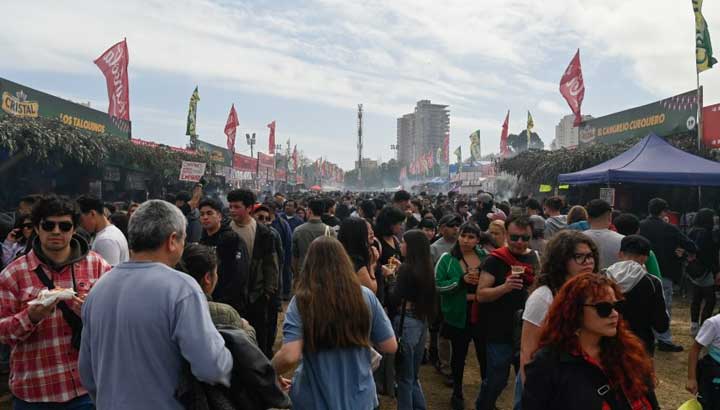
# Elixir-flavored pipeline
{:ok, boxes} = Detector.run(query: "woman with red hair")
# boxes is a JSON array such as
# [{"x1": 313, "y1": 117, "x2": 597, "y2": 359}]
[{"x1": 522, "y1": 274, "x2": 659, "y2": 410}]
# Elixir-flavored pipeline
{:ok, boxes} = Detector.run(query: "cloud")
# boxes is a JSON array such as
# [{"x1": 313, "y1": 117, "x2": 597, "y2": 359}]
[{"x1": 2, "y1": 0, "x2": 717, "y2": 169}]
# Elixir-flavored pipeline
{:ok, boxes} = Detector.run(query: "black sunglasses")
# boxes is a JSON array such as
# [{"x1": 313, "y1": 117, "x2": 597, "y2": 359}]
[
  {"x1": 509, "y1": 234, "x2": 531, "y2": 242},
  {"x1": 584, "y1": 300, "x2": 625, "y2": 318},
  {"x1": 20, "y1": 223, "x2": 33, "y2": 229},
  {"x1": 573, "y1": 252, "x2": 595, "y2": 265},
  {"x1": 40, "y1": 220, "x2": 74, "y2": 233}
]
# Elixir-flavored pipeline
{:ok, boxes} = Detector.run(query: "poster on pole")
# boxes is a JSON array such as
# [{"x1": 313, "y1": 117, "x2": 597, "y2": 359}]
[
  {"x1": 599, "y1": 187, "x2": 615, "y2": 206},
  {"x1": 179, "y1": 161, "x2": 206, "y2": 182}
]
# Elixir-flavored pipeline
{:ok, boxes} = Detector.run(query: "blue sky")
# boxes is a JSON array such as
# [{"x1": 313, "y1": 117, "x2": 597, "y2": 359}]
[{"x1": 3, "y1": 0, "x2": 720, "y2": 170}]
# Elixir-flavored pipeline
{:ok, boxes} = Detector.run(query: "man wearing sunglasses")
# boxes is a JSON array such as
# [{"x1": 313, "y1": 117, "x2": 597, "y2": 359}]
[
  {"x1": 0, "y1": 195, "x2": 111, "y2": 409},
  {"x1": 605, "y1": 235, "x2": 669, "y2": 356},
  {"x1": 475, "y1": 216, "x2": 540, "y2": 410}
]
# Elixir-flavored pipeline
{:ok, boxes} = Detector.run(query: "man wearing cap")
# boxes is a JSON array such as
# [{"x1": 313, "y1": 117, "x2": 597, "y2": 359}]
[
  {"x1": 639, "y1": 197, "x2": 696, "y2": 353},
  {"x1": 429, "y1": 213, "x2": 462, "y2": 382}
]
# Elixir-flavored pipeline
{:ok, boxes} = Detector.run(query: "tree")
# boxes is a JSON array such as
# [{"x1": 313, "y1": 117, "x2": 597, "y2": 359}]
[{"x1": 507, "y1": 130, "x2": 544, "y2": 153}]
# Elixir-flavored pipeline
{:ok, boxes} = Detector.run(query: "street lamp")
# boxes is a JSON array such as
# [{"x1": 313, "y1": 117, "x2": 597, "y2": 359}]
[{"x1": 245, "y1": 133, "x2": 256, "y2": 158}]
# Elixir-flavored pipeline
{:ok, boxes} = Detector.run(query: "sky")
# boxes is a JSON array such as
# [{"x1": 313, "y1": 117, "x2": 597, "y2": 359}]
[{"x1": 2, "y1": 0, "x2": 720, "y2": 170}]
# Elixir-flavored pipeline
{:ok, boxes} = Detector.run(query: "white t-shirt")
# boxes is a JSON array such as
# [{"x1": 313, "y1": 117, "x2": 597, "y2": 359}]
[
  {"x1": 522, "y1": 285, "x2": 554, "y2": 327},
  {"x1": 696, "y1": 315, "x2": 720, "y2": 351},
  {"x1": 93, "y1": 224, "x2": 129, "y2": 266}
]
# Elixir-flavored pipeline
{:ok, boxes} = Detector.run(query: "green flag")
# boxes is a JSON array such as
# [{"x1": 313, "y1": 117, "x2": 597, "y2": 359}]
[
  {"x1": 694, "y1": 0, "x2": 717, "y2": 73},
  {"x1": 186, "y1": 86, "x2": 200, "y2": 137}
]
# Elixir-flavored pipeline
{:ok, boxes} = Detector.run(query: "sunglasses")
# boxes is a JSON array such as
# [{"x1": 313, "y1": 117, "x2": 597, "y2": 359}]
[
  {"x1": 40, "y1": 220, "x2": 74, "y2": 233},
  {"x1": 20, "y1": 223, "x2": 33, "y2": 229},
  {"x1": 584, "y1": 300, "x2": 625, "y2": 318},
  {"x1": 573, "y1": 252, "x2": 595, "y2": 265},
  {"x1": 508, "y1": 234, "x2": 531, "y2": 242}
]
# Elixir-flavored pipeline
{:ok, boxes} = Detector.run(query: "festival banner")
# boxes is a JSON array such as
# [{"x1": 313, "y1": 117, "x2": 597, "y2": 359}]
[
  {"x1": 258, "y1": 152, "x2": 275, "y2": 168},
  {"x1": 196, "y1": 140, "x2": 232, "y2": 166},
  {"x1": 186, "y1": 86, "x2": 200, "y2": 137},
  {"x1": 94, "y1": 39, "x2": 131, "y2": 133},
  {"x1": 224, "y1": 104, "x2": 239, "y2": 154},
  {"x1": 559, "y1": 50, "x2": 585, "y2": 126},
  {"x1": 694, "y1": 0, "x2": 717, "y2": 73},
  {"x1": 469, "y1": 130, "x2": 482, "y2": 161},
  {"x1": 233, "y1": 153, "x2": 258, "y2": 172},
  {"x1": 0, "y1": 77, "x2": 130, "y2": 138},
  {"x1": 130, "y1": 138, "x2": 197, "y2": 155},
  {"x1": 500, "y1": 111, "x2": 510, "y2": 157},
  {"x1": 179, "y1": 161, "x2": 206, "y2": 182},
  {"x1": 275, "y1": 168, "x2": 287, "y2": 180},
  {"x1": 578, "y1": 89, "x2": 699, "y2": 145},
  {"x1": 703, "y1": 103, "x2": 720, "y2": 148},
  {"x1": 267, "y1": 121, "x2": 276, "y2": 154}
]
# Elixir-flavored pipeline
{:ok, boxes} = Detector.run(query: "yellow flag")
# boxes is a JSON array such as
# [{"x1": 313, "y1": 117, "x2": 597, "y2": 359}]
[{"x1": 694, "y1": 0, "x2": 717, "y2": 73}]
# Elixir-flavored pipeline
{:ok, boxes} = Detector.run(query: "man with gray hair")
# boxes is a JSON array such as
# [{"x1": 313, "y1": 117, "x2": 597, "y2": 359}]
[{"x1": 79, "y1": 200, "x2": 233, "y2": 410}]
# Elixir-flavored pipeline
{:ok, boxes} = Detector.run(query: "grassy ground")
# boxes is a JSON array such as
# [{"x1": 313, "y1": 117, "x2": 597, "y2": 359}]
[{"x1": 379, "y1": 297, "x2": 697, "y2": 410}]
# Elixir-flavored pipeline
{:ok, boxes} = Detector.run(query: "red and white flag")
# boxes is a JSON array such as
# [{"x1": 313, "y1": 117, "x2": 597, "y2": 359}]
[
  {"x1": 94, "y1": 39, "x2": 131, "y2": 122},
  {"x1": 559, "y1": 49, "x2": 585, "y2": 126},
  {"x1": 267, "y1": 121, "x2": 276, "y2": 154},
  {"x1": 224, "y1": 104, "x2": 239, "y2": 154},
  {"x1": 500, "y1": 111, "x2": 510, "y2": 157}
]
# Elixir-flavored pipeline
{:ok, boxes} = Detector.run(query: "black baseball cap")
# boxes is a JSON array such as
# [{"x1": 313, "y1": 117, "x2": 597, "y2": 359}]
[{"x1": 439, "y1": 214, "x2": 462, "y2": 227}]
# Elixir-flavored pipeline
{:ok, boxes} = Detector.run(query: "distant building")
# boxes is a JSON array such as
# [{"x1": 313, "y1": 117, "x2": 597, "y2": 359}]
[
  {"x1": 396, "y1": 100, "x2": 450, "y2": 165},
  {"x1": 355, "y1": 158, "x2": 378, "y2": 170},
  {"x1": 553, "y1": 114, "x2": 593, "y2": 150},
  {"x1": 397, "y1": 113, "x2": 415, "y2": 165}
]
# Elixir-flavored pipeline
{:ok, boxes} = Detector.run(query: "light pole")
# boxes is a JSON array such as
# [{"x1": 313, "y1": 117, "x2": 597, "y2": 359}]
[
  {"x1": 390, "y1": 144, "x2": 398, "y2": 160},
  {"x1": 245, "y1": 133, "x2": 256, "y2": 158}
]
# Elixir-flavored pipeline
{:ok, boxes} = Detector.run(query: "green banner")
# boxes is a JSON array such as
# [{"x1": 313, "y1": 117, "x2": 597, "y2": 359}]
[
  {"x1": 578, "y1": 89, "x2": 698, "y2": 145},
  {"x1": 196, "y1": 139, "x2": 231, "y2": 166},
  {"x1": 0, "y1": 77, "x2": 131, "y2": 139}
]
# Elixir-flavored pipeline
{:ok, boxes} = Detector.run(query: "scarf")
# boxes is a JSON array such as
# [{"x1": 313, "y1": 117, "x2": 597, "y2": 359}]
[{"x1": 489, "y1": 246, "x2": 536, "y2": 286}]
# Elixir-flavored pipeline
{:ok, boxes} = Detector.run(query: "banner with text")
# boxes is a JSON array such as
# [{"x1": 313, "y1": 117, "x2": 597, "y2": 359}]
[
  {"x1": 179, "y1": 161, "x2": 206, "y2": 182},
  {"x1": 703, "y1": 103, "x2": 720, "y2": 149},
  {"x1": 579, "y1": 89, "x2": 698, "y2": 145},
  {"x1": 233, "y1": 153, "x2": 258, "y2": 172}
]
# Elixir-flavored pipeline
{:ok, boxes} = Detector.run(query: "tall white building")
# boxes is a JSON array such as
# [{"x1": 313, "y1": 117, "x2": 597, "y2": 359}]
[
  {"x1": 553, "y1": 114, "x2": 593, "y2": 150},
  {"x1": 396, "y1": 100, "x2": 450, "y2": 165}
]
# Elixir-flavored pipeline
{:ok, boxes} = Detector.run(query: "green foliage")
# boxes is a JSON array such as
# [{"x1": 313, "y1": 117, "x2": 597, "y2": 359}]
[
  {"x1": 0, "y1": 115, "x2": 210, "y2": 183},
  {"x1": 507, "y1": 130, "x2": 544, "y2": 153},
  {"x1": 498, "y1": 133, "x2": 710, "y2": 185}
]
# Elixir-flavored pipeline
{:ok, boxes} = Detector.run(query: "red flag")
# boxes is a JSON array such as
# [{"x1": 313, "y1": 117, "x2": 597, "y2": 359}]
[
  {"x1": 224, "y1": 104, "x2": 239, "y2": 154},
  {"x1": 559, "y1": 49, "x2": 585, "y2": 126},
  {"x1": 267, "y1": 121, "x2": 276, "y2": 154},
  {"x1": 500, "y1": 111, "x2": 510, "y2": 157},
  {"x1": 94, "y1": 39, "x2": 131, "y2": 123}
]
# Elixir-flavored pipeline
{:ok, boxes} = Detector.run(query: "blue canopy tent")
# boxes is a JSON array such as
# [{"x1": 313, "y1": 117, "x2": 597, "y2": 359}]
[{"x1": 558, "y1": 133, "x2": 720, "y2": 186}]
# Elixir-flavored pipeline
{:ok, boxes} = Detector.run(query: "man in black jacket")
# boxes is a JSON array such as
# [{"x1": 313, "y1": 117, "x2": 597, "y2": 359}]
[
  {"x1": 227, "y1": 189, "x2": 279, "y2": 358},
  {"x1": 639, "y1": 197, "x2": 696, "y2": 352},
  {"x1": 605, "y1": 235, "x2": 669, "y2": 356},
  {"x1": 199, "y1": 198, "x2": 250, "y2": 317}
]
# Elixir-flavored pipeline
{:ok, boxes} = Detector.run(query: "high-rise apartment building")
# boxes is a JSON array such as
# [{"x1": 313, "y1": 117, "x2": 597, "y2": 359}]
[
  {"x1": 553, "y1": 114, "x2": 593, "y2": 150},
  {"x1": 396, "y1": 100, "x2": 450, "y2": 165}
]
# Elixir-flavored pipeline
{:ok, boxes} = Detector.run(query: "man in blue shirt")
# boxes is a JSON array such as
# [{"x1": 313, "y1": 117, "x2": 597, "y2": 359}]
[
  {"x1": 79, "y1": 200, "x2": 233, "y2": 410},
  {"x1": 280, "y1": 200, "x2": 304, "y2": 232}
]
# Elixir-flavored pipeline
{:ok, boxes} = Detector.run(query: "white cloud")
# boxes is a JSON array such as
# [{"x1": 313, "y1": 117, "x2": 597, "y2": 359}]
[{"x1": 2, "y1": 0, "x2": 718, "y2": 169}]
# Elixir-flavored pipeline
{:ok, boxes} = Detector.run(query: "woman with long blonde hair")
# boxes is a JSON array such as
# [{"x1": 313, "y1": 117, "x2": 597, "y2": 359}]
[{"x1": 272, "y1": 236, "x2": 397, "y2": 410}]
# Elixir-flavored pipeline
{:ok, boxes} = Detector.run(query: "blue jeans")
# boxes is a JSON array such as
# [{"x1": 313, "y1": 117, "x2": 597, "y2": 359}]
[
  {"x1": 475, "y1": 343, "x2": 513, "y2": 410},
  {"x1": 654, "y1": 276, "x2": 674, "y2": 343},
  {"x1": 513, "y1": 372, "x2": 522, "y2": 410},
  {"x1": 13, "y1": 394, "x2": 94, "y2": 410},
  {"x1": 394, "y1": 315, "x2": 427, "y2": 410}
]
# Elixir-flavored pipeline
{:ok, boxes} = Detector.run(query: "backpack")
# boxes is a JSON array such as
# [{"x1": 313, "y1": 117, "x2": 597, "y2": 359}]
[{"x1": 687, "y1": 228, "x2": 710, "y2": 280}]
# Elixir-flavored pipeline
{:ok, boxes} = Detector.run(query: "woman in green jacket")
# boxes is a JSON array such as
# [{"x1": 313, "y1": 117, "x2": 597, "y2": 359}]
[{"x1": 435, "y1": 222, "x2": 492, "y2": 410}]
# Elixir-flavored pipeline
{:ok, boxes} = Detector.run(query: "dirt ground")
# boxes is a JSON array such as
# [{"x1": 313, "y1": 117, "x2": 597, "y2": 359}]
[
  {"x1": 0, "y1": 296, "x2": 699, "y2": 409},
  {"x1": 377, "y1": 296, "x2": 697, "y2": 410}
]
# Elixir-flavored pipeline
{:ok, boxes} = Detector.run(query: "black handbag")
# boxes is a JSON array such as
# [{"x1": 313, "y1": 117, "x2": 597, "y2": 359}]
[{"x1": 394, "y1": 300, "x2": 407, "y2": 371}]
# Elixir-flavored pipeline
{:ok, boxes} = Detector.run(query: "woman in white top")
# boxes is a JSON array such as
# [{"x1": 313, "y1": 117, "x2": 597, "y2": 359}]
[{"x1": 514, "y1": 230, "x2": 600, "y2": 410}]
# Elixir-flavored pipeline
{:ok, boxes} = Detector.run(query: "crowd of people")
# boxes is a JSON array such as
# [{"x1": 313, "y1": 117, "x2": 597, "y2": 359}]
[{"x1": 0, "y1": 187, "x2": 719, "y2": 410}]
